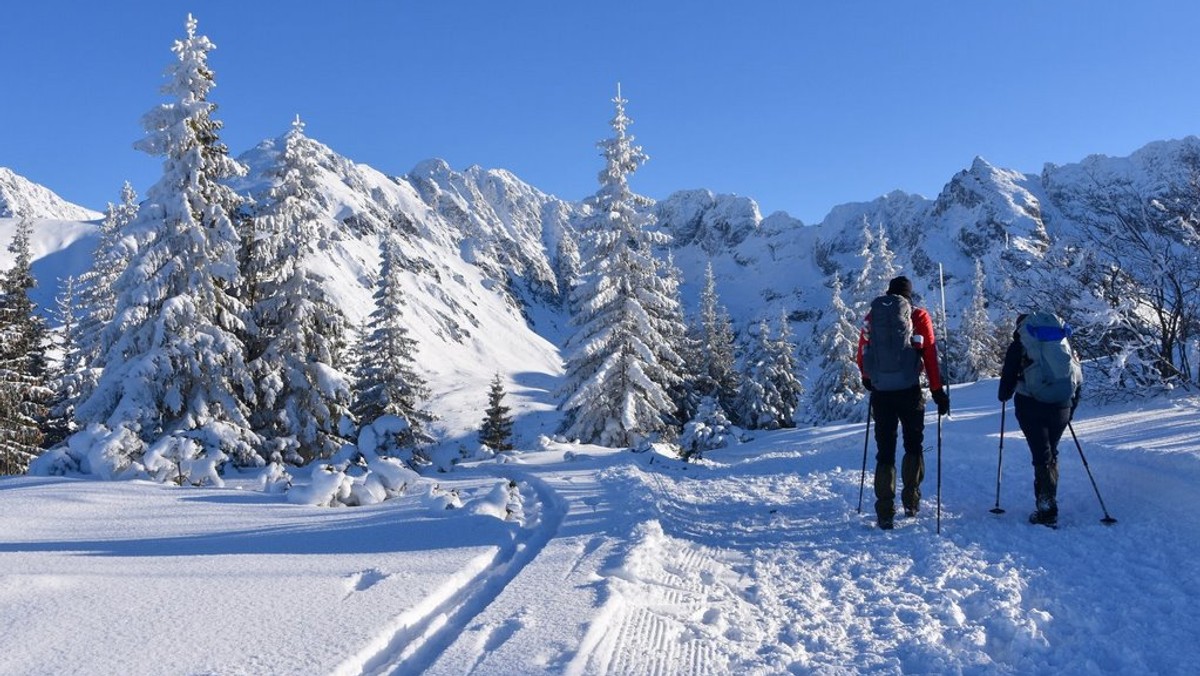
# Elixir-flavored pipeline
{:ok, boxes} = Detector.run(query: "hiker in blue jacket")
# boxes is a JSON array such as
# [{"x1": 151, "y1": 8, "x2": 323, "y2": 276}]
[{"x1": 998, "y1": 313, "x2": 1083, "y2": 527}]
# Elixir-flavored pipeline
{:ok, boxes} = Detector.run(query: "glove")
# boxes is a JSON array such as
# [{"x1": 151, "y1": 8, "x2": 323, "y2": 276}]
[
  {"x1": 932, "y1": 388, "x2": 950, "y2": 416},
  {"x1": 862, "y1": 377, "x2": 875, "y2": 392}
]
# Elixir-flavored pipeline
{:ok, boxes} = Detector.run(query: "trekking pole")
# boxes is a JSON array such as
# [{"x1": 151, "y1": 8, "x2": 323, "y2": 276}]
[
  {"x1": 936, "y1": 409, "x2": 943, "y2": 534},
  {"x1": 1067, "y1": 422, "x2": 1118, "y2": 525},
  {"x1": 936, "y1": 263, "x2": 948, "y2": 535},
  {"x1": 857, "y1": 397, "x2": 872, "y2": 513},
  {"x1": 990, "y1": 401, "x2": 1007, "y2": 514}
]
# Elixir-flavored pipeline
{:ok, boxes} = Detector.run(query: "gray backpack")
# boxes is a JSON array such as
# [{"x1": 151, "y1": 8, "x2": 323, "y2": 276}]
[
  {"x1": 1017, "y1": 311, "x2": 1083, "y2": 404},
  {"x1": 863, "y1": 294, "x2": 921, "y2": 391}
]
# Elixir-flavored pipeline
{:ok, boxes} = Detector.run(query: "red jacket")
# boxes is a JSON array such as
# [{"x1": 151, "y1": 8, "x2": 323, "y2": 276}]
[{"x1": 856, "y1": 305, "x2": 943, "y2": 392}]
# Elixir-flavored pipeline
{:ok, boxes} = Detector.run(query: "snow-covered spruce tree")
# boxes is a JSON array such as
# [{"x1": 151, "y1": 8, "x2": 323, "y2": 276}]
[
  {"x1": 43, "y1": 276, "x2": 84, "y2": 449},
  {"x1": 351, "y1": 235, "x2": 434, "y2": 457},
  {"x1": 246, "y1": 117, "x2": 352, "y2": 465},
  {"x1": 73, "y1": 182, "x2": 139, "y2": 408},
  {"x1": 807, "y1": 275, "x2": 867, "y2": 424},
  {"x1": 0, "y1": 220, "x2": 50, "y2": 474},
  {"x1": 554, "y1": 231, "x2": 581, "y2": 312},
  {"x1": 57, "y1": 15, "x2": 257, "y2": 483},
  {"x1": 479, "y1": 373, "x2": 514, "y2": 452},
  {"x1": 733, "y1": 320, "x2": 782, "y2": 430},
  {"x1": 559, "y1": 86, "x2": 682, "y2": 447},
  {"x1": 768, "y1": 313, "x2": 803, "y2": 426},
  {"x1": 852, "y1": 220, "x2": 899, "y2": 312},
  {"x1": 733, "y1": 317, "x2": 801, "y2": 430},
  {"x1": 660, "y1": 252, "x2": 695, "y2": 427},
  {"x1": 946, "y1": 258, "x2": 1004, "y2": 383},
  {"x1": 678, "y1": 396, "x2": 738, "y2": 462},
  {"x1": 693, "y1": 262, "x2": 740, "y2": 416}
]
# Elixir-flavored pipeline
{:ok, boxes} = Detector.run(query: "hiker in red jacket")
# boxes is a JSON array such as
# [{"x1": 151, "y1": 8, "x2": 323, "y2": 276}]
[{"x1": 857, "y1": 276, "x2": 949, "y2": 530}]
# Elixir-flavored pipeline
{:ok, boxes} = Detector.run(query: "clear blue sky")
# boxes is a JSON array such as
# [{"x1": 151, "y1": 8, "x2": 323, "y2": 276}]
[{"x1": 2, "y1": 1, "x2": 1198, "y2": 224}]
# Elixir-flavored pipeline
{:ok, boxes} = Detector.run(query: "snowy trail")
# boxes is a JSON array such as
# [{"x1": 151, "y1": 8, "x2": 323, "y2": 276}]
[
  {"x1": 424, "y1": 385, "x2": 1200, "y2": 674},
  {"x1": 335, "y1": 475, "x2": 567, "y2": 676},
  {"x1": 3, "y1": 386, "x2": 1198, "y2": 675}
]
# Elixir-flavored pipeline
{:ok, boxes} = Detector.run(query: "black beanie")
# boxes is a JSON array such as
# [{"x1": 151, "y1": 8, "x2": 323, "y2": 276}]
[{"x1": 887, "y1": 276, "x2": 913, "y2": 300}]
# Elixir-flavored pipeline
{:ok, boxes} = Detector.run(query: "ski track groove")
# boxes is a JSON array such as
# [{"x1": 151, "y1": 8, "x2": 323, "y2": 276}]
[
  {"x1": 369, "y1": 401, "x2": 1198, "y2": 674},
  {"x1": 334, "y1": 473, "x2": 565, "y2": 676},
  {"x1": 568, "y1": 480, "x2": 747, "y2": 676}
]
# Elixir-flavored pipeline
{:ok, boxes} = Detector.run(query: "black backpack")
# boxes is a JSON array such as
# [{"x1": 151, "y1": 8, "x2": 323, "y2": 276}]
[{"x1": 863, "y1": 294, "x2": 922, "y2": 391}]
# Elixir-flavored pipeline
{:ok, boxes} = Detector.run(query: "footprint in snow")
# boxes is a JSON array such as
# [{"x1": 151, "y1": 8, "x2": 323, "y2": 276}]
[{"x1": 344, "y1": 568, "x2": 389, "y2": 596}]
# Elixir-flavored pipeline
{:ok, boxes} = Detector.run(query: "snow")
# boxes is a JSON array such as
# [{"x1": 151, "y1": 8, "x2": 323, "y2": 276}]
[
  {"x1": 0, "y1": 167, "x2": 102, "y2": 222},
  {"x1": 4, "y1": 381, "x2": 1198, "y2": 674}
]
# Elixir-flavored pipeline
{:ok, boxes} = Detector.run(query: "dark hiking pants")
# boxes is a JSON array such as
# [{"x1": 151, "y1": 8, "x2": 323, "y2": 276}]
[
  {"x1": 871, "y1": 385, "x2": 926, "y2": 519},
  {"x1": 1015, "y1": 393, "x2": 1070, "y2": 516}
]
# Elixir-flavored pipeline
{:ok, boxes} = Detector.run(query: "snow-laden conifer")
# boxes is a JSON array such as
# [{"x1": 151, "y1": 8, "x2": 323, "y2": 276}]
[
  {"x1": 0, "y1": 220, "x2": 50, "y2": 473},
  {"x1": 351, "y1": 235, "x2": 434, "y2": 457},
  {"x1": 44, "y1": 275, "x2": 83, "y2": 449},
  {"x1": 479, "y1": 373, "x2": 515, "y2": 452},
  {"x1": 559, "y1": 86, "x2": 681, "y2": 447},
  {"x1": 767, "y1": 313, "x2": 803, "y2": 426},
  {"x1": 555, "y1": 232, "x2": 581, "y2": 312},
  {"x1": 852, "y1": 221, "x2": 899, "y2": 311},
  {"x1": 946, "y1": 258, "x2": 1004, "y2": 383},
  {"x1": 807, "y1": 275, "x2": 866, "y2": 423},
  {"x1": 246, "y1": 117, "x2": 352, "y2": 464},
  {"x1": 58, "y1": 15, "x2": 256, "y2": 482},
  {"x1": 734, "y1": 318, "x2": 801, "y2": 430},
  {"x1": 678, "y1": 396, "x2": 739, "y2": 461},
  {"x1": 72, "y1": 182, "x2": 139, "y2": 407},
  {"x1": 659, "y1": 253, "x2": 694, "y2": 425},
  {"x1": 694, "y1": 262, "x2": 740, "y2": 414},
  {"x1": 733, "y1": 321, "x2": 778, "y2": 430}
]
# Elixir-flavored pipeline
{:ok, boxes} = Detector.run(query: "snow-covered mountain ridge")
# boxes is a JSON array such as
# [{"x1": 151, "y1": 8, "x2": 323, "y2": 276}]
[
  {"x1": 3, "y1": 133, "x2": 1198, "y2": 444},
  {"x1": 0, "y1": 167, "x2": 101, "y2": 222}
]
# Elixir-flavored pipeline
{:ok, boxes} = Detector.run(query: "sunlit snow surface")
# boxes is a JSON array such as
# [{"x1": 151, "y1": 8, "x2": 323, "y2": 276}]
[{"x1": 3, "y1": 380, "x2": 1198, "y2": 675}]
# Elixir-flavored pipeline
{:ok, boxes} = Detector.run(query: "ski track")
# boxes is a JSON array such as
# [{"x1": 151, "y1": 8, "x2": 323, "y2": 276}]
[
  {"x1": 331, "y1": 474, "x2": 566, "y2": 676},
  {"x1": 565, "y1": 519, "x2": 759, "y2": 675},
  {"x1": 348, "y1": 399, "x2": 1198, "y2": 674}
]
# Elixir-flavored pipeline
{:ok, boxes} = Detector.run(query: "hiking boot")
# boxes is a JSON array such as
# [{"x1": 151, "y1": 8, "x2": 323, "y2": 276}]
[
  {"x1": 1032, "y1": 463, "x2": 1059, "y2": 526},
  {"x1": 1029, "y1": 510, "x2": 1058, "y2": 527},
  {"x1": 879, "y1": 517, "x2": 894, "y2": 530},
  {"x1": 900, "y1": 453, "x2": 924, "y2": 516}
]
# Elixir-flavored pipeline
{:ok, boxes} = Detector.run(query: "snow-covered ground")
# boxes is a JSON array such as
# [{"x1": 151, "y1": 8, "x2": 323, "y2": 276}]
[{"x1": 3, "y1": 379, "x2": 1197, "y2": 675}]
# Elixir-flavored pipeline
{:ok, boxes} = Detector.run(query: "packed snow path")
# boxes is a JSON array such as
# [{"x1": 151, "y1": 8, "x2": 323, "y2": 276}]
[
  {"x1": 421, "y1": 386, "x2": 1200, "y2": 675},
  {"x1": 2, "y1": 383, "x2": 1198, "y2": 675}
]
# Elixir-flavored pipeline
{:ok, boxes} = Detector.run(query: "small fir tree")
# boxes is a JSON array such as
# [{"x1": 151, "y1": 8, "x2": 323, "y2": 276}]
[
  {"x1": 948, "y1": 258, "x2": 1004, "y2": 383},
  {"x1": 733, "y1": 319, "x2": 801, "y2": 430},
  {"x1": 77, "y1": 182, "x2": 139, "y2": 366},
  {"x1": 853, "y1": 220, "x2": 899, "y2": 312},
  {"x1": 351, "y1": 236, "x2": 435, "y2": 453},
  {"x1": 479, "y1": 373, "x2": 515, "y2": 452},
  {"x1": 808, "y1": 275, "x2": 866, "y2": 424},
  {"x1": 0, "y1": 220, "x2": 50, "y2": 473},
  {"x1": 246, "y1": 117, "x2": 352, "y2": 464},
  {"x1": 555, "y1": 233, "x2": 581, "y2": 312},
  {"x1": 43, "y1": 276, "x2": 84, "y2": 449},
  {"x1": 659, "y1": 253, "x2": 695, "y2": 425},
  {"x1": 767, "y1": 313, "x2": 803, "y2": 427},
  {"x1": 694, "y1": 262, "x2": 740, "y2": 414}
]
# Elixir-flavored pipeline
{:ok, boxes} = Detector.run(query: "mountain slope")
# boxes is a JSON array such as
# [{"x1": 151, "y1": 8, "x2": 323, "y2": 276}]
[
  {"x1": 0, "y1": 167, "x2": 100, "y2": 221},
  {"x1": 5, "y1": 134, "x2": 1200, "y2": 452},
  {"x1": 233, "y1": 134, "x2": 569, "y2": 454}
]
